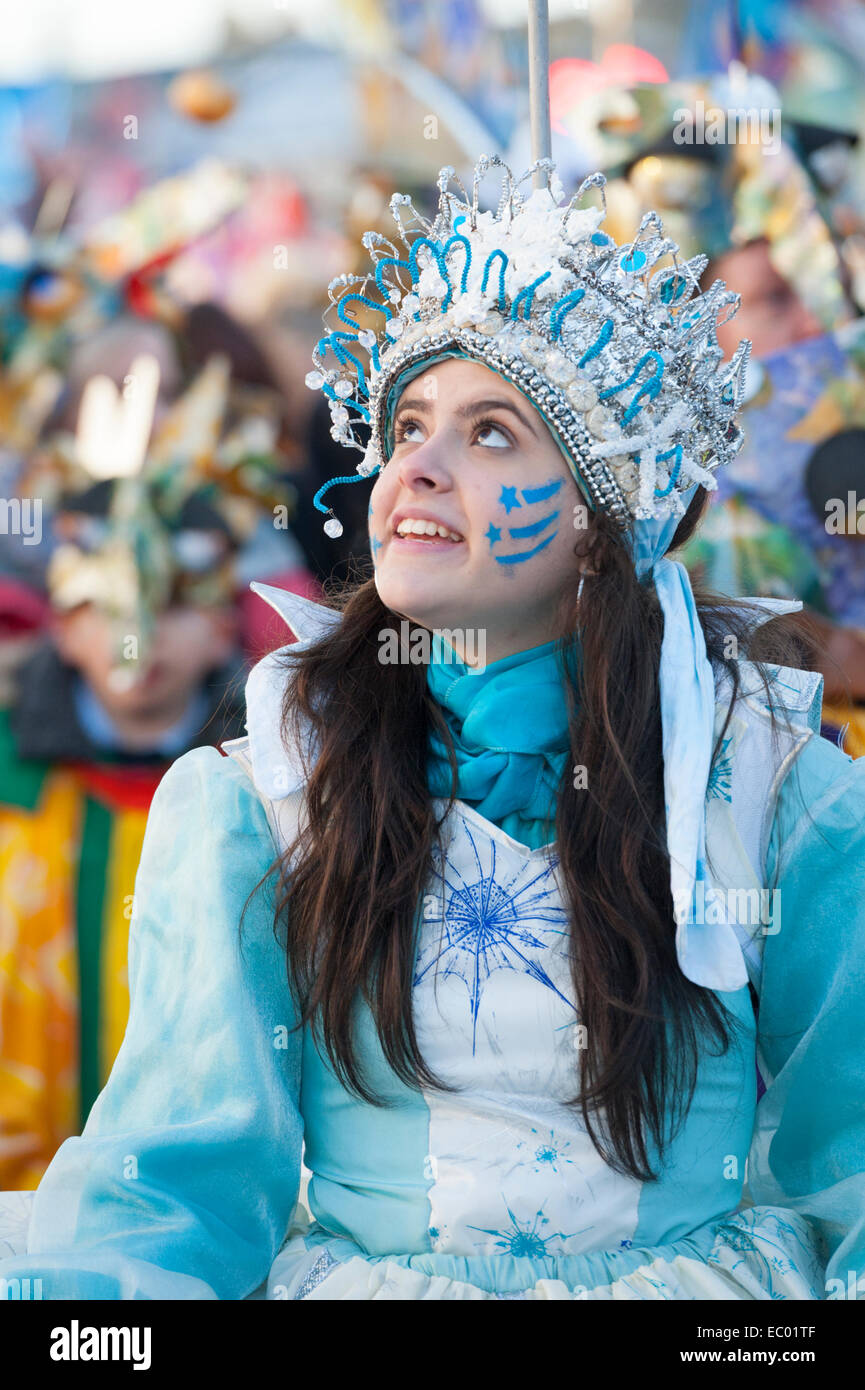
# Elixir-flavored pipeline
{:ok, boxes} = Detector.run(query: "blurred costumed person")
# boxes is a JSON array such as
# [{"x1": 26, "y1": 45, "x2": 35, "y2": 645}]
[
  {"x1": 0, "y1": 153, "x2": 863, "y2": 1299},
  {"x1": 0, "y1": 352, "x2": 298, "y2": 1189},
  {"x1": 594, "y1": 73, "x2": 865, "y2": 756}
]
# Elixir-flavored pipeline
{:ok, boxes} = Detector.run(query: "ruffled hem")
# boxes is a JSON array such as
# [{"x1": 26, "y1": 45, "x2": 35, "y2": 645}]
[{"x1": 269, "y1": 1205, "x2": 826, "y2": 1301}]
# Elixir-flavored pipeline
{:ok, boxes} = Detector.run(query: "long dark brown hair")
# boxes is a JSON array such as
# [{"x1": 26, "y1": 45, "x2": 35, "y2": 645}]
[{"x1": 242, "y1": 486, "x2": 812, "y2": 1181}]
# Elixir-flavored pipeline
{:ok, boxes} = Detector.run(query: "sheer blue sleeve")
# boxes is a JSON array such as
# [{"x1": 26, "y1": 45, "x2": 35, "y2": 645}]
[
  {"x1": 2, "y1": 746, "x2": 303, "y2": 1300},
  {"x1": 751, "y1": 732, "x2": 865, "y2": 1299}
]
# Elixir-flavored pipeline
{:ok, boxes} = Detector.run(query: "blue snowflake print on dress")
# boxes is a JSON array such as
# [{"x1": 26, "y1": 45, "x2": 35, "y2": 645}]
[
  {"x1": 707, "y1": 1208, "x2": 825, "y2": 1300},
  {"x1": 414, "y1": 824, "x2": 572, "y2": 1054},
  {"x1": 415, "y1": 808, "x2": 645, "y2": 1261},
  {"x1": 514, "y1": 1126, "x2": 587, "y2": 1179},
  {"x1": 427, "y1": 1222, "x2": 450, "y2": 1252},
  {"x1": 467, "y1": 1202, "x2": 592, "y2": 1258},
  {"x1": 707, "y1": 737, "x2": 734, "y2": 802}
]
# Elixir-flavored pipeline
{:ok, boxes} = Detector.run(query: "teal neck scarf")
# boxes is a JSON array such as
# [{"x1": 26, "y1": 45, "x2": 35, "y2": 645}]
[{"x1": 426, "y1": 633, "x2": 573, "y2": 850}]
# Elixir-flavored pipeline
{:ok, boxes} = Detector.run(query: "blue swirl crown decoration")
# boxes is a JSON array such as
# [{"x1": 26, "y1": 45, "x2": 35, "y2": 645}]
[{"x1": 305, "y1": 155, "x2": 751, "y2": 537}]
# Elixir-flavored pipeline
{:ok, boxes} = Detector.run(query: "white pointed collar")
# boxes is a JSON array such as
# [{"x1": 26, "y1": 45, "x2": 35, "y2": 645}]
[
  {"x1": 242, "y1": 584, "x2": 819, "y2": 815},
  {"x1": 248, "y1": 581, "x2": 343, "y2": 643},
  {"x1": 244, "y1": 583, "x2": 342, "y2": 800}
]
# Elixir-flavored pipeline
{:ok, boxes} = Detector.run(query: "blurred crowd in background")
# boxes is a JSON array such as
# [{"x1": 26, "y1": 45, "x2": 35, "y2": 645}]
[{"x1": 2, "y1": 0, "x2": 865, "y2": 1194}]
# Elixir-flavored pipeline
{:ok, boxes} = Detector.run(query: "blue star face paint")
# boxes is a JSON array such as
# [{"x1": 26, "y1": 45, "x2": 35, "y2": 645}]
[
  {"x1": 491, "y1": 478, "x2": 563, "y2": 566},
  {"x1": 498, "y1": 485, "x2": 522, "y2": 514}
]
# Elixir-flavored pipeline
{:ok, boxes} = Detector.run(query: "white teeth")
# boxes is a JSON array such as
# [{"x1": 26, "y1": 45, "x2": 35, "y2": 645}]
[{"x1": 395, "y1": 518, "x2": 463, "y2": 541}]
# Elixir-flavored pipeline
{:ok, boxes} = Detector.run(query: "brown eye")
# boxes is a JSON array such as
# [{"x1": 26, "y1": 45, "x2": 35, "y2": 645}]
[
  {"x1": 394, "y1": 417, "x2": 424, "y2": 444},
  {"x1": 475, "y1": 422, "x2": 511, "y2": 448}
]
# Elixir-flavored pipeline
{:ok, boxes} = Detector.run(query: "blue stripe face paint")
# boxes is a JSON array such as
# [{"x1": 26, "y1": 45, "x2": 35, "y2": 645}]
[
  {"x1": 489, "y1": 479, "x2": 563, "y2": 566},
  {"x1": 521, "y1": 479, "x2": 562, "y2": 505},
  {"x1": 495, "y1": 532, "x2": 558, "y2": 565},
  {"x1": 508, "y1": 509, "x2": 559, "y2": 540},
  {"x1": 368, "y1": 501, "x2": 383, "y2": 563}
]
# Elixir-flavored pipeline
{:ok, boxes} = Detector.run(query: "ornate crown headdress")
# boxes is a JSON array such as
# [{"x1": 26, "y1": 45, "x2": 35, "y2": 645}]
[{"x1": 305, "y1": 155, "x2": 751, "y2": 538}]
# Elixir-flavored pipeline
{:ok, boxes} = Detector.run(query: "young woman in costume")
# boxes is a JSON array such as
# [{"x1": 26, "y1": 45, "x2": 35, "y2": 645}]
[{"x1": 1, "y1": 159, "x2": 863, "y2": 1301}]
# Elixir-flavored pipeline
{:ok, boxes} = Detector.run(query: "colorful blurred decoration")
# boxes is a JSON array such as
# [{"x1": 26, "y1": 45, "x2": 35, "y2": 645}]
[
  {"x1": 683, "y1": 0, "x2": 865, "y2": 136},
  {"x1": 677, "y1": 0, "x2": 865, "y2": 319},
  {"x1": 504, "y1": 43, "x2": 670, "y2": 185},
  {"x1": 596, "y1": 72, "x2": 851, "y2": 337},
  {"x1": 82, "y1": 158, "x2": 248, "y2": 284},
  {"x1": 0, "y1": 160, "x2": 257, "y2": 459},
  {"x1": 0, "y1": 356, "x2": 65, "y2": 456},
  {"x1": 167, "y1": 68, "x2": 237, "y2": 124},
  {"x1": 32, "y1": 352, "x2": 295, "y2": 681},
  {"x1": 0, "y1": 153, "x2": 326, "y2": 464},
  {"x1": 79, "y1": 155, "x2": 347, "y2": 324},
  {"x1": 0, "y1": 196, "x2": 116, "y2": 455},
  {"x1": 548, "y1": 47, "x2": 669, "y2": 166},
  {"x1": 18, "y1": 264, "x2": 85, "y2": 324},
  {"x1": 162, "y1": 172, "x2": 349, "y2": 320},
  {"x1": 682, "y1": 491, "x2": 827, "y2": 610}
]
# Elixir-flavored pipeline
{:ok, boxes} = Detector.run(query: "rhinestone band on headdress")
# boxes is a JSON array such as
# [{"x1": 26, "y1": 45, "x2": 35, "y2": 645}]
[{"x1": 305, "y1": 155, "x2": 751, "y2": 537}]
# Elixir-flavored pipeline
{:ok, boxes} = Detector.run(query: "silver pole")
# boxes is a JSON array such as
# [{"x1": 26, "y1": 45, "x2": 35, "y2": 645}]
[{"x1": 527, "y1": 0, "x2": 552, "y2": 188}]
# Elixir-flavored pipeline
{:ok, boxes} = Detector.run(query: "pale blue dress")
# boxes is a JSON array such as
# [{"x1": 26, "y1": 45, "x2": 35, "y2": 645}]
[{"x1": 0, "y1": 589, "x2": 863, "y2": 1301}]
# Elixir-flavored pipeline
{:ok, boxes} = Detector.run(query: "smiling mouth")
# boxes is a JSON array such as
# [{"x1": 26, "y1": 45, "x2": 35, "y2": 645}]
[{"x1": 394, "y1": 519, "x2": 464, "y2": 543}]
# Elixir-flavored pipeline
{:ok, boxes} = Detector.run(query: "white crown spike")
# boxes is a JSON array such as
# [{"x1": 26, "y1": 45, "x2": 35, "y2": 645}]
[
  {"x1": 718, "y1": 339, "x2": 752, "y2": 411},
  {"x1": 564, "y1": 172, "x2": 607, "y2": 236},
  {"x1": 514, "y1": 157, "x2": 556, "y2": 197},
  {"x1": 678, "y1": 255, "x2": 709, "y2": 296},
  {"x1": 388, "y1": 193, "x2": 417, "y2": 248},
  {"x1": 308, "y1": 156, "x2": 751, "y2": 535},
  {"x1": 469, "y1": 154, "x2": 516, "y2": 226}
]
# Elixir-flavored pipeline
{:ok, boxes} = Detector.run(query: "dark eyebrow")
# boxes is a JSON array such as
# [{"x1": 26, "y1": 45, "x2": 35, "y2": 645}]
[{"x1": 393, "y1": 394, "x2": 538, "y2": 437}]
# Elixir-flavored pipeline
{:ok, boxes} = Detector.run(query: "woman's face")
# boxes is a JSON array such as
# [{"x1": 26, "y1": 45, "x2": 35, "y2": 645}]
[{"x1": 369, "y1": 358, "x2": 582, "y2": 665}]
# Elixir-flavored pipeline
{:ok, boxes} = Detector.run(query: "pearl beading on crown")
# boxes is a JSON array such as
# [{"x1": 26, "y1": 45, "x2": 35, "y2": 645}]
[{"x1": 305, "y1": 155, "x2": 751, "y2": 537}]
